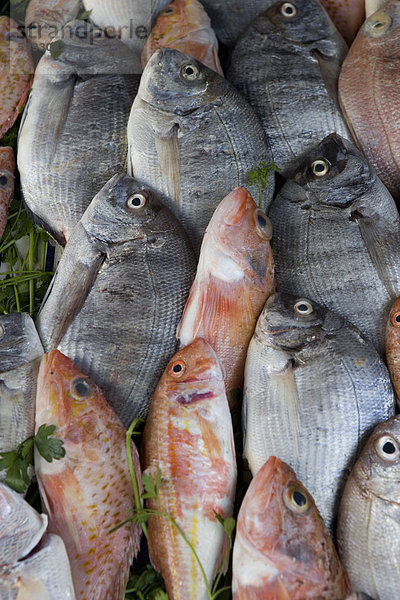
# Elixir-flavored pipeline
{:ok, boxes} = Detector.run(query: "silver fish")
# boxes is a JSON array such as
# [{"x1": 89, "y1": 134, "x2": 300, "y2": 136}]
[
  {"x1": 0, "y1": 313, "x2": 43, "y2": 479},
  {"x1": 267, "y1": 133, "x2": 400, "y2": 355},
  {"x1": 227, "y1": 0, "x2": 351, "y2": 178},
  {"x1": 36, "y1": 173, "x2": 196, "y2": 427},
  {"x1": 243, "y1": 292, "x2": 395, "y2": 530},
  {"x1": 18, "y1": 21, "x2": 141, "y2": 246},
  {"x1": 0, "y1": 534, "x2": 75, "y2": 600},
  {"x1": 337, "y1": 416, "x2": 400, "y2": 600},
  {"x1": 127, "y1": 47, "x2": 274, "y2": 254}
]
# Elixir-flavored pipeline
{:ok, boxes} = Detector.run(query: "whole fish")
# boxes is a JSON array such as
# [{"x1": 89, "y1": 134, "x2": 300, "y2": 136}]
[
  {"x1": 142, "y1": 338, "x2": 237, "y2": 600},
  {"x1": 386, "y1": 297, "x2": 400, "y2": 399},
  {"x1": 142, "y1": 0, "x2": 223, "y2": 75},
  {"x1": 339, "y1": 0, "x2": 400, "y2": 204},
  {"x1": 232, "y1": 457, "x2": 349, "y2": 599},
  {"x1": 268, "y1": 133, "x2": 400, "y2": 354},
  {"x1": 83, "y1": 0, "x2": 171, "y2": 55},
  {"x1": 18, "y1": 21, "x2": 141, "y2": 245},
  {"x1": 0, "y1": 17, "x2": 33, "y2": 139},
  {"x1": 228, "y1": 0, "x2": 351, "y2": 178},
  {"x1": 177, "y1": 187, "x2": 275, "y2": 401},
  {"x1": 243, "y1": 292, "x2": 395, "y2": 529},
  {"x1": 0, "y1": 534, "x2": 76, "y2": 600},
  {"x1": 25, "y1": 0, "x2": 81, "y2": 51},
  {"x1": 35, "y1": 350, "x2": 142, "y2": 600},
  {"x1": 319, "y1": 0, "x2": 365, "y2": 44},
  {"x1": 127, "y1": 47, "x2": 274, "y2": 254},
  {"x1": 0, "y1": 313, "x2": 44, "y2": 481},
  {"x1": 36, "y1": 174, "x2": 196, "y2": 426},
  {"x1": 337, "y1": 415, "x2": 400, "y2": 600},
  {"x1": 0, "y1": 148, "x2": 15, "y2": 239}
]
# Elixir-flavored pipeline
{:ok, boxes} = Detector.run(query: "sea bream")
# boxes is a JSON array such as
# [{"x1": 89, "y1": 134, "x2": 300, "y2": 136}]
[
  {"x1": 36, "y1": 173, "x2": 196, "y2": 426},
  {"x1": 177, "y1": 187, "x2": 275, "y2": 401},
  {"x1": 0, "y1": 147, "x2": 15, "y2": 239},
  {"x1": 127, "y1": 47, "x2": 274, "y2": 254},
  {"x1": 243, "y1": 293, "x2": 395, "y2": 530},
  {"x1": 18, "y1": 21, "x2": 141, "y2": 245},
  {"x1": 142, "y1": 339, "x2": 237, "y2": 600},
  {"x1": 35, "y1": 350, "x2": 142, "y2": 600}
]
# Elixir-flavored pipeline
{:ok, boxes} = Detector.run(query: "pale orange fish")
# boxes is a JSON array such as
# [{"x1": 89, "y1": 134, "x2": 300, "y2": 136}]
[
  {"x1": 319, "y1": 0, "x2": 365, "y2": 44},
  {"x1": 0, "y1": 17, "x2": 33, "y2": 139},
  {"x1": 386, "y1": 296, "x2": 400, "y2": 399},
  {"x1": 142, "y1": 0, "x2": 223, "y2": 75},
  {"x1": 34, "y1": 350, "x2": 142, "y2": 600},
  {"x1": 177, "y1": 187, "x2": 275, "y2": 402},
  {"x1": 25, "y1": 0, "x2": 81, "y2": 51},
  {"x1": 0, "y1": 147, "x2": 15, "y2": 238},
  {"x1": 232, "y1": 457, "x2": 350, "y2": 599},
  {"x1": 142, "y1": 338, "x2": 237, "y2": 600}
]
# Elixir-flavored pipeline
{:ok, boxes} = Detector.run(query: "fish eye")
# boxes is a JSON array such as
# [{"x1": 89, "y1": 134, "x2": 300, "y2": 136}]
[
  {"x1": 311, "y1": 159, "x2": 330, "y2": 177},
  {"x1": 181, "y1": 63, "x2": 199, "y2": 80},
  {"x1": 365, "y1": 12, "x2": 392, "y2": 37},
  {"x1": 126, "y1": 193, "x2": 146, "y2": 209},
  {"x1": 294, "y1": 299, "x2": 313, "y2": 315},
  {"x1": 255, "y1": 209, "x2": 273, "y2": 240},
  {"x1": 284, "y1": 484, "x2": 310, "y2": 513},
  {"x1": 163, "y1": 6, "x2": 174, "y2": 13},
  {"x1": 280, "y1": 2, "x2": 297, "y2": 17},
  {"x1": 4, "y1": 28, "x2": 21, "y2": 41},
  {"x1": 71, "y1": 377, "x2": 93, "y2": 399},
  {"x1": 169, "y1": 360, "x2": 186, "y2": 378},
  {"x1": 390, "y1": 310, "x2": 400, "y2": 328},
  {"x1": 375, "y1": 434, "x2": 400, "y2": 462},
  {"x1": 0, "y1": 174, "x2": 8, "y2": 186}
]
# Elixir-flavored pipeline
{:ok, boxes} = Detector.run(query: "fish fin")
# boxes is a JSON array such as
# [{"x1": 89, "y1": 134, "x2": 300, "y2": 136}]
[
  {"x1": 270, "y1": 359, "x2": 300, "y2": 457},
  {"x1": 176, "y1": 279, "x2": 207, "y2": 345},
  {"x1": 155, "y1": 126, "x2": 181, "y2": 212}
]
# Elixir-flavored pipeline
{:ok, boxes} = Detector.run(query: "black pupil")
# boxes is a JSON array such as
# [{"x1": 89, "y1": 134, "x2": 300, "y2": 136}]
[
  {"x1": 173, "y1": 363, "x2": 182, "y2": 373},
  {"x1": 164, "y1": 7, "x2": 173, "y2": 12},
  {"x1": 293, "y1": 490, "x2": 306, "y2": 506},
  {"x1": 284, "y1": 4, "x2": 294, "y2": 14},
  {"x1": 131, "y1": 196, "x2": 142, "y2": 206},
  {"x1": 314, "y1": 162, "x2": 325, "y2": 173},
  {"x1": 0, "y1": 175, "x2": 7, "y2": 185},
  {"x1": 383, "y1": 441, "x2": 396, "y2": 454},
  {"x1": 395, "y1": 315, "x2": 400, "y2": 323},
  {"x1": 185, "y1": 66, "x2": 194, "y2": 75},
  {"x1": 257, "y1": 214, "x2": 267, "y2": 229},
  {"x1": 74, "y1": 380, "x2": 89, "y2": 396},
  {"x1": 298, "y1": 304, "x2": 308, "y2": 312}
]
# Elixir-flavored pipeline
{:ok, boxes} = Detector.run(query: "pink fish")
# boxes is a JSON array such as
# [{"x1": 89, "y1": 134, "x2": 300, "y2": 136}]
[
  {"x1": 0, "y1": 147, "x2": 15, "y2": 238},
  {"x1": 319, "y1": 0, "x2": 365, "y2": 44}
]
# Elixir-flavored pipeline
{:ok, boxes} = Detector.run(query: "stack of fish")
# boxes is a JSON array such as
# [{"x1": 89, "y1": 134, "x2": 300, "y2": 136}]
[{"x1": 1, "y1": 0, "x2": 400, "y2": 597}]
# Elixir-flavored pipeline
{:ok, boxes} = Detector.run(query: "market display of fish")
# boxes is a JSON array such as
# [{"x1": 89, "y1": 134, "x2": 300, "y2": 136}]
[
  {"x1": 24, "y1": 0, "x2": 81, "y2": 51},
  {"x1": 142, "y1": 0, "x2": 223, "y2": 75},
  {"x1": 142, "y1": 338, "x2": 237, "y2": 600},
  {"x1": 232, "y1": 457, "x2": 349, "y2": 599},
  {"x1": 319, "y1": 0, "x2": 365, "y2": 44},
  {"x1": 0, "y1": 313, "x2": 43, "y2": 479},
  {"x1": 36, "y1": 173, "x2": 196, "y2": 426},
  {"x1": 228, "y1": 0, "x2": 351, "y2": 178},
  {"x1": 339, "y1": 0, "x2": 400, "y2": 205},
  {"x1": 337, "y1": 415, "x2": 400, "y2": 600},
  {"x1": 127, "y1": 47, "x2": 274, "y2": 254},
  {"x1": 0, "y1": 147, "x2": 15, "y2": 239},
  {"x1": 243, "y1": 292, "x2": 395, "y2": 529},
  {"x1": 35, "y1": 350, "x2": 142, "y2": 600},
  {"x1": 177, "y1": 187, "x2": 275, "y2": 401},
  {"x1": 268, "y1": 133, "x2": 400, "y2": 354},
  {"x1": 18, "y1": 21, "x2": 141, "y2": 245},
  {"x1": 0, "y1": 17, "x2": 33, "y2": 139}
]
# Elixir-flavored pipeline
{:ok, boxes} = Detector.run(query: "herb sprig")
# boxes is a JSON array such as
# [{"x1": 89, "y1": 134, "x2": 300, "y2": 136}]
[{"x1": 247, "y1": 160, "x2": 280, "y2": 209}]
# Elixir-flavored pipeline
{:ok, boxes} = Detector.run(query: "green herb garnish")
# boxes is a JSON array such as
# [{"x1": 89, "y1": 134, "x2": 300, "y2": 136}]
[{"x1": 247, "y1": 160, "x2": 280, "y2": 208}]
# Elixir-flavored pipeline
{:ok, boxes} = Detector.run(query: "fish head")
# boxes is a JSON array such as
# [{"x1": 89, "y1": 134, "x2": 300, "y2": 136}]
[
  {"x1": 361, "y1": 1, "x2": 400, "y2": 50},
  {"x1": 139, "y1": 47, "x2": 224, "y2": 114},
  {"x1": 387, "y1": 296, "x2": 400, "y2": 343},
  {"x1": 293, "y1": 134, "x2": 374, "y2": 208},
  {"x1": 353, "y1": 416, "x2": 400, "y2": 504},
  {"x1": 255, "y1": 292, "x2": 342, "y2": 351},
  {"x1": 81, "y1": 173, "x2": 177, "y2": 245},
  {"x1": 0, "y1": 313, "x2": 43, "y2": 371},
  {"x1": 200, "y1": 187, "x2": 273, "y2": 289},
  {"x1": 0, "y1": 146, "x2": 15, "y2": 203}
]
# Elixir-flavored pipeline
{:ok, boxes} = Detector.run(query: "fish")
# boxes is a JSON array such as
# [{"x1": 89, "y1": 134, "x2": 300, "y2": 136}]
[
  {"x1": 267, "y1": 133, "x2": 400, "y2": 355},
  {"x1": 34, "y1": 350, "x2": 142, "y2": 600},
  {"x1": 82, "y1": 0, "x2": 171, "y2": 55},
  {"x1": 0, "y1": 147, "x2": 15, "y2": 239},
  {"x1": 177, "y1": 187, "x2": 275, "y2": 402},
  {"x1": 142, "y1": 0, "x2": 223, "y2": 75},
  {"x1": 36, "y1": 173, "x2": 196, "y2": 427},
  {"x1": 232, "y1": 457, "x2": 350, "y2": 599},
  {"x1": 24, "y1": 0, "x2": 81, "y2": 52},
  {"x1": 127, "y1": 47, "x2": 274, "y2": 254},
  {"x1": 0, "y1": 17, "x2": 33, "y2": 139},
  {"x1": 243, "y1": 292, "x2": 395, "y2": 530},
  {"x1": 319, "y1": 0, "x2": 365, "y2": 44},
  {"x1": 337, "y1": 415, "x2": 400, "y2": 600},
  {"x1": 0, "y1": 534, "x2": 76, "y2": 600},
  {"x1": 142, "y1": 338, "x2": 237, "y2": 600},
  {"x1": 365, "y1": 0, "x2": 386, "y2": 16},
  {"x1": 227, "y1": 0, "x2": 351, "y2": 178},
  {"x1": 0, "y1": 313, "x2": 44, "y2": 482},
  {"x1": 385, "y1": 296, "x2": 400, "y2": 400},
  {"x1": 17, "y1": 20, "x2": 141, "y2": 245},
  {"x1": 339, "y1": 0, "x2": 400, "y2": 205}
]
